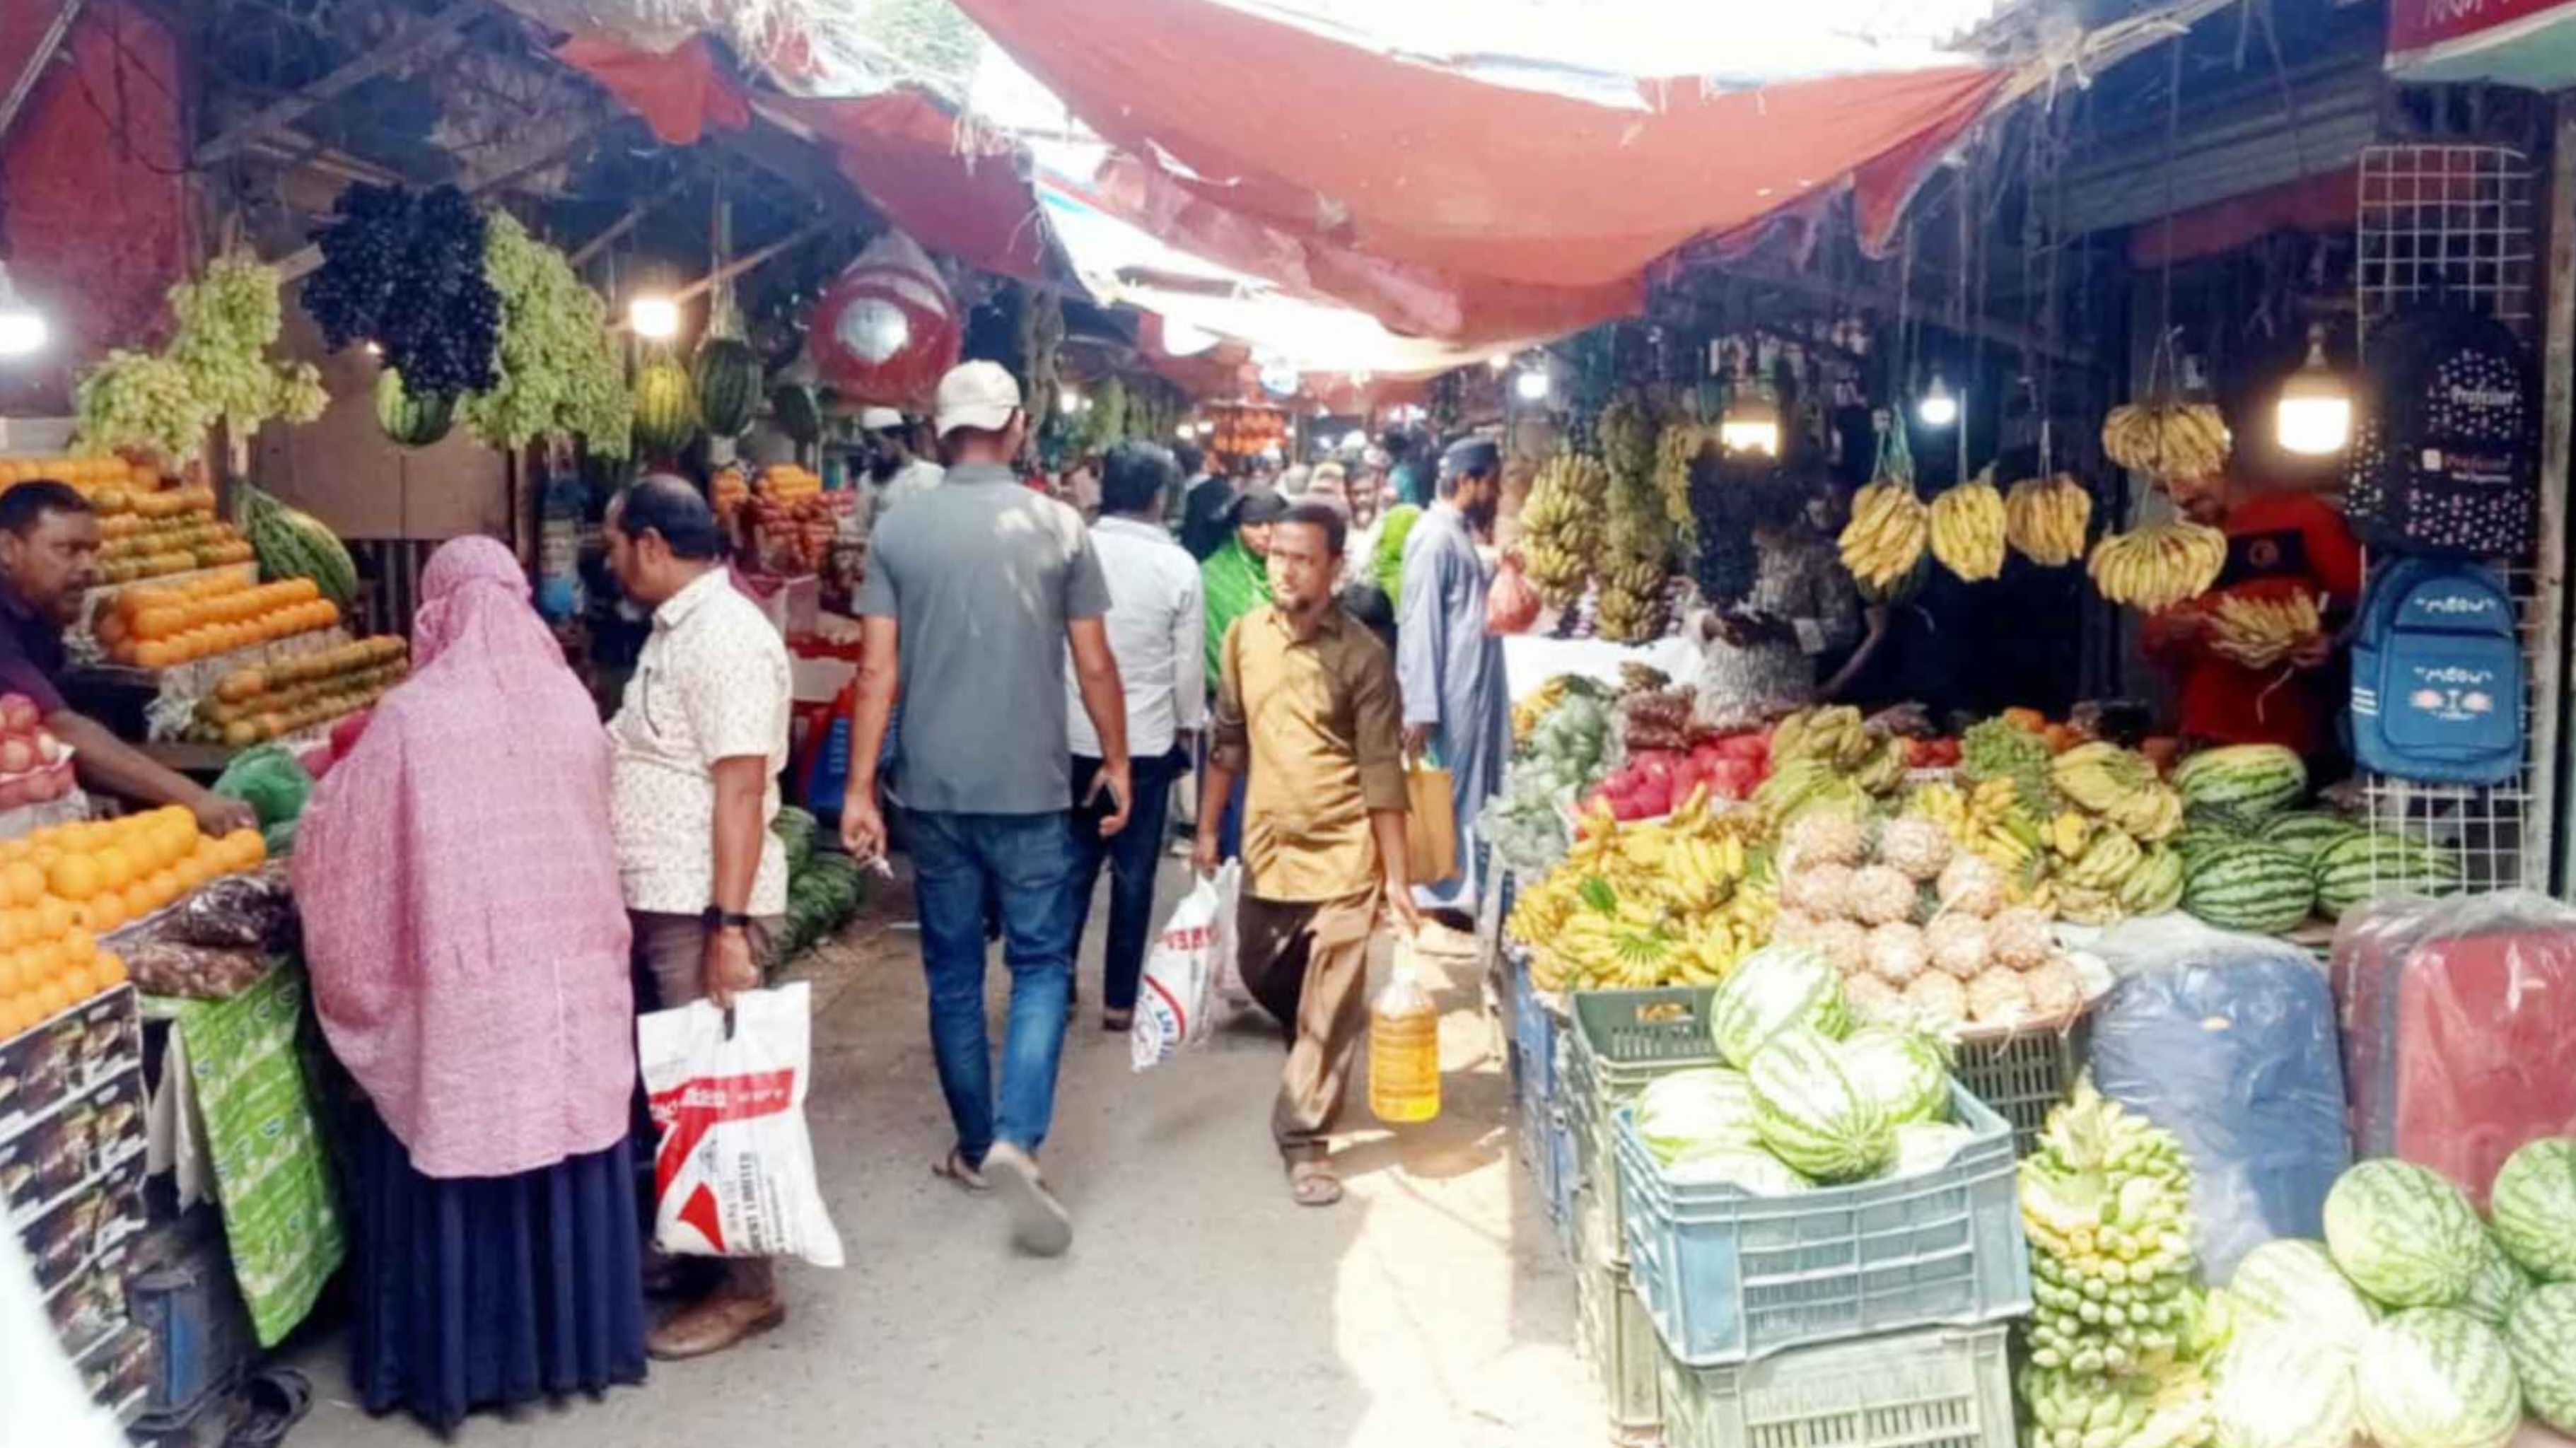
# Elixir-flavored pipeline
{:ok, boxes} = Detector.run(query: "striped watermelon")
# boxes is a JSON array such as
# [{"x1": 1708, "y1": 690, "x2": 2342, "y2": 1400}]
[
  {"x1": 2215, "y1": 1328, "x2": 2364, "y2": 1448},
  {"x1": 2184, "y1": 842, "x2": 2317, "y2": 934},
  {"x1": 2174, "y1": 822, "x2": 2250, "y2": 865},
  {"x1": 1747, "y1": 1027, "x2": 1894, "y2": 1183},
  {"x1": 2461, "y1": 1230, "x2": 2531, "y2": 1325},
  {"x1": 2313, "y1": 832, "x2": 2467, "y2": 920},
  {"x1": 2174, "y1": 745, "x2": 2309, "y2": 820},
  {"x1": 1708, "y1": 942, "x2": 1848, "y2": 1069},
  {"x1": 2227, "y1": 1239, "x2": 2379, "y2": 1356},
  {"x1": 2491, "y1": 1138, "x2": 2576, "y2": 1283},
  {"x1": 2261, "y1": 811, "x2": 2365, "y2": 859},
  {"x1": 2505, "y1": 1283, "x2": 2576, "y2": 1433},
  {"x1": 1836, "y1": 1025, "x2": 1949, "y2": 1126},
  {"x1": 2326, "y1": 1160, "x2": 2487, "y2": 1309},
  {"x1": 2354, "y1": 1309, "x2": 2524, "y2": 1448},
  {"x1": 690, "y1": 337, "x2": 762, "y2": 437}
]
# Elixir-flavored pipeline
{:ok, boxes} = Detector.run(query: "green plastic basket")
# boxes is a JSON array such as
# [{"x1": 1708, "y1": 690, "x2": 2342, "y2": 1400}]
[
  {"x1": 1659, "y1": 1324, "x2": 2015, "y2": 1448},
  {"x1": 1563, "y1": 987, "x2": 1721, "y2": 1270}
]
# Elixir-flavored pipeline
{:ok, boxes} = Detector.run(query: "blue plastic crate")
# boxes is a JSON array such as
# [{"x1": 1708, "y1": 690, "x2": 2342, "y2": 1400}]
[
  {"x1": 1612, "y1": 1085, "x2": 2032, "y2": 1367},
  {"x1": 1548, "y1": 1105, "x2": 1579, "y2": 1259}
]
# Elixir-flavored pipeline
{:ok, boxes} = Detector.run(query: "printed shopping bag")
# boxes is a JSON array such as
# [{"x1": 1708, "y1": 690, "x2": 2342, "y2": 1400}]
[
  {"x1": 1131, "y1": 861, "x2": 1241, "y2": 1070},
  {"x1": 639, "y1": 983, "x2": 844, "y2": 1267}
]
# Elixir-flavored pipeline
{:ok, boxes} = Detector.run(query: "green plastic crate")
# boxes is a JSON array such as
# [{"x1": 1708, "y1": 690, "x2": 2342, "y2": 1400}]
[
  {"x1": 1952, "y1": 1011, "x2": 2092, "y2": 1157},
  {"x1": 1659, "y1": 1323, "x2": 2015, "y2": 1448},
  {"x1": 1575, "y1": 1240, "x2": 1662, "y2": 1444},
  {"x1": 1563, "y1": 986, "x2": 1721, "y2": 1269}
]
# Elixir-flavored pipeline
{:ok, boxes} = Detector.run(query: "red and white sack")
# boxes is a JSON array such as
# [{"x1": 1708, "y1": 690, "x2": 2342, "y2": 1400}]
[
  {"x1": 640, "y1": 981, "x2": 844, "y2": 1267},
  {"x1": 1131, "y1": 861, "x2": 1241, "y2": 1071}
]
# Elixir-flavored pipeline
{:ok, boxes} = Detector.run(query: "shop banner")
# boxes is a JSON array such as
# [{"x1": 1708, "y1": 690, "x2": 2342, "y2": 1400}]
[{"x1": 2387, "y1": 0, "x2": 2576, "y2": 87}]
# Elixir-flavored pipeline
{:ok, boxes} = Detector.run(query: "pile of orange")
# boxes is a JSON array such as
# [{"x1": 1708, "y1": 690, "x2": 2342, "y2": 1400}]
[
  {"x1": 98, "y1": 576, "x2": 339, "y2": 670},
  {"x1": 6, "y1": 806, "x2": 266, "y2": 935},
  {"x1": 0, "y1": 455, "x2": 141, "y2": 495}
]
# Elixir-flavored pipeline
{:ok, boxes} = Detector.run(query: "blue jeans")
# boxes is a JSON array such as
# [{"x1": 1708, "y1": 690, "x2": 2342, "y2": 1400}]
[
  {"x1": 909, "y1": 810, "x2": 1079, "y2": 1163},
  {"x1": 1068, "y1": 751, "x2": 1184, "y2": 1014}
]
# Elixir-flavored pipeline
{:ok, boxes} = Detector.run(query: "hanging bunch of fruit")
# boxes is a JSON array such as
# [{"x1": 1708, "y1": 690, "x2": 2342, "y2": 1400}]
[
  {"x1": 1687, "y1": 448, "x2": 1761, "y2": 608},
  {"x1": 2102, "y1": 402, "x2": 2232, "y2": 481},
  {"x1": 460, "y1": 213, "x2": 632, "y2": 458},
  {"x1": 2005, "y1": 473, "x2": 2095, "y2": 566},
  {"x1": 1839, "y1": 426, "x2": 1931, "y2": 601},
  {"x1": 1652, "y1": 415, "x2": 1706, "y2": 558},
  {"x1": 74, "y1": 257, "x2": 328, "y2": 464},
  {"x1": 1595, "y1": 390, "x2": 1674, "y2": 642},
  {"x1": 2204, "y1": 593, "x2": 2326, "y2": 670},
  {"x1": 2087, "y1": 521, "x2": 2227, "y2": 612},
  {"x1": 1519, "y1": 449, "x2": 1607, "y2": 608},
  {"x1": 1928, "y1": 466, "x2": 2009, "y2": 582},
  {"x1": 304, "y1": 182, "x2": 500, "y2": 404}
]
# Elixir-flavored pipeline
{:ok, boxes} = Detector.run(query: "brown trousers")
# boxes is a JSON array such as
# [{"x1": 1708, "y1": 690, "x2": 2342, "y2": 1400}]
[{"x1": 1236, "y1": 888, "x2": 1380, "y2": 1162}]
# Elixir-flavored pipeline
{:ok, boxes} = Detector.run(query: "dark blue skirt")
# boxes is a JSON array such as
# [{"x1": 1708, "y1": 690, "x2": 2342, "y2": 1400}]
[{"x1": 351, "y1": 1112, "x2": 648, "y2": 1432}]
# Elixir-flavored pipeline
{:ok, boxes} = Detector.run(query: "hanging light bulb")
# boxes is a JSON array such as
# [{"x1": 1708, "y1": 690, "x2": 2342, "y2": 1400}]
[
  {"x1": 1917, "y1": 368, "x2": 1959, "y2": 428},
  {"x1": 1059, "y1": 387, "x2": 1085, "y2": 414},
  {"x1": 1488, "y1": 352, "x2": 1513, "y2": 372},
  {"x1": 629, "y1": 294, "x2": 680, "y2": 341},
  {"x1": 1720, "y1": 383, "x2": 1782, "y2": 457},
  {"x1": 2276, "y1": 322, "x2": 2352, "y2": 456},
  {"x1": 1514, "y1": 366, "x2": 1551, "y2": 402},
  {"x1": 0, "y1": 265, "x2": 47, "y2": 359}
]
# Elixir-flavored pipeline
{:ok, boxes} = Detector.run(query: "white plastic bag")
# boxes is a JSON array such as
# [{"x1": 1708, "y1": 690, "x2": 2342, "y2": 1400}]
[
  {"x1": 1131, "y1": 861, "x2": 1240, "y2": 1070},
  {"x1": 639, "y1": 982, "x2": 844, "y2": 1268}
]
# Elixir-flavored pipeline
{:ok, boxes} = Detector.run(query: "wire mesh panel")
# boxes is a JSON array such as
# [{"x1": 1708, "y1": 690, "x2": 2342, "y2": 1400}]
[{"x1": 2353, "y1": 146, "x2": 2553, "y2": 894}]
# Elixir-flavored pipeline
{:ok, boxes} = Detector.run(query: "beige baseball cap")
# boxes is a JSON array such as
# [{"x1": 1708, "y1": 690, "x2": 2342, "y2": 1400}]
[{"x1": 933, "y1": 361, "x2": 1021, "y2": 436}]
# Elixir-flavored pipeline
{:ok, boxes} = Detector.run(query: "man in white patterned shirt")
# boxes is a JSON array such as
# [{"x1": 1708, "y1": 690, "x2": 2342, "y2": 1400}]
[{"x1": 603, "y1": 475, "x2": 794, "y2": 1360}]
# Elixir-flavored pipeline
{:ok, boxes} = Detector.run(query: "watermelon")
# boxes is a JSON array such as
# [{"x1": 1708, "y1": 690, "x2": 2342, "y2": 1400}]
[
  {"x1": 2215, "y1": 1328, "x2": 2364, "y2": 1448},
  {"x1": 2261, "y1": 811, "x2": 2365, "y2": 859},
  {"x1": 1746, "y1": 1027, "x2": 1894, "y2": 1183},
  {"x1": 2116, "y1": 846, "x2": 2187, "y2": 915},
  {"x1": 2184, "y1": 842, "x2": 2317, "y2": 934},
  {"x1": 1887, "y1": 1121, "x2": 1974, "y2": 1177},
  {"x1": 1633, "y1": 1068, "x2": 1763, "y2": 1162},
  {"x1": 2326, "y1": 1160, "x2": 2487, "y2": 1309},
  {"x1": 2313, "y1": 831, "x2": 2466, "y2": 920},
  {"x1": 2227, "y1": 1239, "x2": 2379, "y2": 1356},
  {"x1": 2353, "y1": 1308, "x2": 2523, "y2": 1448},
  {"x1": 2174, "y1": 745, "x2": 2309, "y2": 819},
  {"x1": 1707, "y1": 942, "x2": 1848, "y2": 1069},
  {"x1": 2490, "y1": 1138, "x2": 2576, "y2": 1283},
  {"x1": 373, "y1": 367, "x2": 453, "y2": 448},
  {"x1": 691, "y1": 337, "x2": 762, "y2": 437},
  {"x1": 1837, "y1": 1025, "x2": 1948, "y2": 1126},
  {"x1": 769, "y1": 381, "x2": 822, "y2": 445},
  {"x1": 2173, "y1": 822, "x2": 2250, "y2": 865},
  {"x1": 2505, "y1": 1283, "x2": 2576, "y2": 1433},
  {"x1": 632, "y1": 357, "x2": 697, "y2": 457},
  {"x1": 1663, "y1": 1145, "x2": 1812, "y2": 1196},
  {"x1": 2461, "y1": 1230, "x2": 2531, "y2": 1325},
  {"x1": 243, "y1": 486, "x2": 358, "y2": 612}
]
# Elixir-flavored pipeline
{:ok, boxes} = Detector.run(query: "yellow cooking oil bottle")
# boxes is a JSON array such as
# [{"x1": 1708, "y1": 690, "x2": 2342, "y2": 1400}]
[{"x1": 1368, "y1": 938, "x2": 1441, "y2": 1124}]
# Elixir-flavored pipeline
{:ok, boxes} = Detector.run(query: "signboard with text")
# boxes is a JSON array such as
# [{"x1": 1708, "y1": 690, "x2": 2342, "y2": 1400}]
[{"x1": 2388, "y1": 0, "x2": 2576, "y2": 86}]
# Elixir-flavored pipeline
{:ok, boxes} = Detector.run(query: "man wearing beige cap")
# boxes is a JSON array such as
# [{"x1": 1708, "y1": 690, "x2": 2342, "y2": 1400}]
[
  {"x1": 860, "y1": 405, "x2": 943, "y2": 520},
  {"x1": 844, "y1": 361, "x2": 1131, "y2": 1257}
]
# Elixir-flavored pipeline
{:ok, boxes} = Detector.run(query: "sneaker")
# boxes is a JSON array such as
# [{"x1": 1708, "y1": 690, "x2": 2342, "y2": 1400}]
[{"x1": 981, "y1": 1142, "x2": 1073, "y2": 1257}]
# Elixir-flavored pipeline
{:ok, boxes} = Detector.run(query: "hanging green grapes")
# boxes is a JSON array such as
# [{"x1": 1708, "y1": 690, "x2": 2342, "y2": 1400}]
[
  {"x1": 74, "y1": 257, "x2": 326, "y2": 463},
  {"x1": 457, "y1": 213, "x2": 631, "y2": 457}
]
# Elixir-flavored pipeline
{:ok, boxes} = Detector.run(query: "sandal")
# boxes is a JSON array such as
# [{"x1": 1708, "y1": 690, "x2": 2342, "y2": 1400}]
[
  {"x1": 226, "y1": 1367, "x2": 312, "y2": 1448},
  {"x1": 932, "y1": 1147, "x2": 990, "y2": 1193},
  {"x1": 1287, "y1": 1159, "x2": 1343, "y2": 1208}
]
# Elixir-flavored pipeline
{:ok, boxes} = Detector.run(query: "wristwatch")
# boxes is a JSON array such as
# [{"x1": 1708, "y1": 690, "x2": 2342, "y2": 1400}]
[{"x1": 701, "y1": 906, "x2": 754, "y2": 932}]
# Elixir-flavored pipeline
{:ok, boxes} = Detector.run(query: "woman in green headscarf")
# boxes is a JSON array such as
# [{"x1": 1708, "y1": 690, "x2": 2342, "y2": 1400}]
[{"x1": 1202, "y1": 489, "x2": 1284, "y2": 679}]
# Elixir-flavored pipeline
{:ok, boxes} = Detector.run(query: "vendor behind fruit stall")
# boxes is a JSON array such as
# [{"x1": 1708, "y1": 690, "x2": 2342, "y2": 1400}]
[
  {"x1": 2140, "y1": 470, "x2": 2364, "y2": 764},
  {"x1": 0, "y1": 481, "x2": 257, "y2": 834}
]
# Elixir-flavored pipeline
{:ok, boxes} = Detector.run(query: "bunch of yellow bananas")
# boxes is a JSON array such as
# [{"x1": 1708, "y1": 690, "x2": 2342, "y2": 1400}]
[
  {"x1": 2101, "y1": 402, "x2": 2232, "y2": 480},
  {"x1": 1964, "y1": 776, "x2": 2046, "y2": 877},
  {"x1": 1839, "y1": 479, "x2": 1930, "y2": 591},
  {"x1": 2051, "y1": 741, "x2": 2186, "y2": 843},
  {"x1": 1594, "y1": 544, "x2": 1669, "y2": 643},
  {"x1": 2003, "y1": 474, "x2": 2094, "y2": 566},
  {"x1": 1930, "y1": 477, "x2": 2008, "y2": 581},
  {"x1": 2086, "y1": 522, "x2": 2227, "y2": 612},
  {"x1": 1521, "y1": 450, "x2": 1607, "y2": 606},
  {"x1": 1507, "y1": 786, "x2": 1772, "y2": 991},
  {"x1": 1655, "y1": 421, "x2": 1706, "y2": 553},
  {"x1": 2207, "y1": 592, "x2": 2323, "y2": 670}
]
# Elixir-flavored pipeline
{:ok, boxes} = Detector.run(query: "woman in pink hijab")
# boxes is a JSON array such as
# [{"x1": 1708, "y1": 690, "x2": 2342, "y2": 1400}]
[{"x1": 293, "y1": 537, "x2": 643, "y2": 1430}]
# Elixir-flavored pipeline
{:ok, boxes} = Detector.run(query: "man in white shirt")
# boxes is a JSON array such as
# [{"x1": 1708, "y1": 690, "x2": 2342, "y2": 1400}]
[
  {"x1": 1065, "y1": 441, "x2": 1204, "y2": 1031},
  {"x1": 861, "y1": 406, "x2": 945, "y2": 521}
]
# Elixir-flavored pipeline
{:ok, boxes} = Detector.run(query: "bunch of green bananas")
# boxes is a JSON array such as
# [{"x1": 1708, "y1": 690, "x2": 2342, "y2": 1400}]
[
  {"x1": 1768, "y1": 706, "x2": 1872, "y2": 770},
  {"x1": 2019, "y1": 1360, "x2": 2214, "y2": 1448},
  {"x1": 2051, "y1": 743, "x2": 2158, "y2": 815},
  {"x1": 1929, "y1": 475, "x2": 2008, "y2": 582},
  {"x1": 2005, "y1": 473, "x2": 2096, "y2": 567},
  {"x1": 2087, "y1": 522, "x2": 2227, "y2": 613},
  {"x1": 2021, "y1": 1080, "x2": 2203, "y2": 1382},
  {"x1": 2102, "y1": 402, "x2": 2232, "y2": 481},
  {"x1": 1653, "y1": 421, "x2": 1706, "y2": 556},
  {"x1": 2062, "y1": 829, "x2": 2145, "y2": 891},
  {"x1": 1839, "y1": 479, "x2": 1930, "y2": 592}
]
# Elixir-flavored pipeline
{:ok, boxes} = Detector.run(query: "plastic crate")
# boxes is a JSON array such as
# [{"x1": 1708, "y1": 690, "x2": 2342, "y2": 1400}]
[
  {"x1": 1514, "y1": 967, "x2": 1566, "y2": 1122},
  {"x1": 1576, "y1": 1248, "x2": 1663, "y2": 1443},
  {"x1": 1952, "y1": 1012, "x2": 2092, "y2": 1157},
  {"x1": 123, "y1": 1213, "x2": 255, "y2": 1430},
  {"x1": 1564, "y1": 987, "x2": 1723, "y2": 1268},
  {"x1": 1613, "y1": 1086, "x2": 2032, "y2": 1367},
  {"x1": 1531, "y1": 1101, "x2": 1578, "y2": 1255},
  {"x1": 1658, "y1": 1323, "x2": 2015, "y2": 1448}
]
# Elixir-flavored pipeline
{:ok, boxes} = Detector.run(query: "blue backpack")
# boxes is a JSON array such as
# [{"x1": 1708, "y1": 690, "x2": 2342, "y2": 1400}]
[{"x1": 2350, "y1": 557, "x2": 2522, "y2": 785}]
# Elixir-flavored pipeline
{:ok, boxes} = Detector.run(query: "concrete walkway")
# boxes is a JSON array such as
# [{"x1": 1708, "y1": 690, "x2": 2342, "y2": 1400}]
[{"x1": 292, "y1": 860, "x2": 1597, "y2": 1447}]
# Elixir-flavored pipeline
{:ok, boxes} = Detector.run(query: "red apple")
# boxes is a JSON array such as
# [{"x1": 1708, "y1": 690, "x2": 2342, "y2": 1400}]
[
  {"x1": 0, "y1": 738, "x2": 36, "y2": 776},
  {"x1": 0, "y1": 694, "x2": 36, "y2": 735}
]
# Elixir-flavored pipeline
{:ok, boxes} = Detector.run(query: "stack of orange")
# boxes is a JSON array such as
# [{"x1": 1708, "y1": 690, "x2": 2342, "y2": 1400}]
[
  {"x1": 0, "y1": 806, "x2": 269, "y2": 1032},
  {"x1": 0, "y1": 455, "x2": 142, "y2": 497},
  {"x1": 98, "y1": 576, "x2": 339, "y2": 669}
]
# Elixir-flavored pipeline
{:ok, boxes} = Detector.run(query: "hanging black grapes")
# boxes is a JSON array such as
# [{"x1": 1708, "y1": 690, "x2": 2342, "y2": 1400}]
[{"x1": 304, "y1": 182, "x2": 501, "y2": 398}]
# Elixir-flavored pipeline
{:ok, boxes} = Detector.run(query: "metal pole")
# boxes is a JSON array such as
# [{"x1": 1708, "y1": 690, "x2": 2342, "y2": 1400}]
[
  {"x1": 2540, "y1": 104, "x2": 2575, "y2": 892},
  {"x1": 0, "y1": 0, "x2": 88, "y2": 148}
]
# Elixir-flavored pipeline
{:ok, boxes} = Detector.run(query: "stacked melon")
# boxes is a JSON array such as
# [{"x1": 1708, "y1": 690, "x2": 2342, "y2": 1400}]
[
  {"x1": 2167, "y1": 747, "x2": 2466, "y2": 936},
  {"x1": 2205, "y1": 1141, "x2": 2576, "y2": 1448}
]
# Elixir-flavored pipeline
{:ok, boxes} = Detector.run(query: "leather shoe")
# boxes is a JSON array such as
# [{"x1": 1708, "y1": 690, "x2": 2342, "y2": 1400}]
[{"x1": 647, "y1": 1292, "x2": 786, "y2": 1361}]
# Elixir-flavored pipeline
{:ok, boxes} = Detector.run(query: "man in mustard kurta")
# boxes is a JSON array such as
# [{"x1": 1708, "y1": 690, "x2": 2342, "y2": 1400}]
[{"x1": 1194, "y1": 503, "x2": 1422, "y2": 1208}]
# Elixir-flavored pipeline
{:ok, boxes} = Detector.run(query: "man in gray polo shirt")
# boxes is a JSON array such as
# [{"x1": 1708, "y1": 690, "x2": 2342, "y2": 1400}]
[{"x1": 843, "y1": 361, "x2": 1131, "y2": 1258}]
